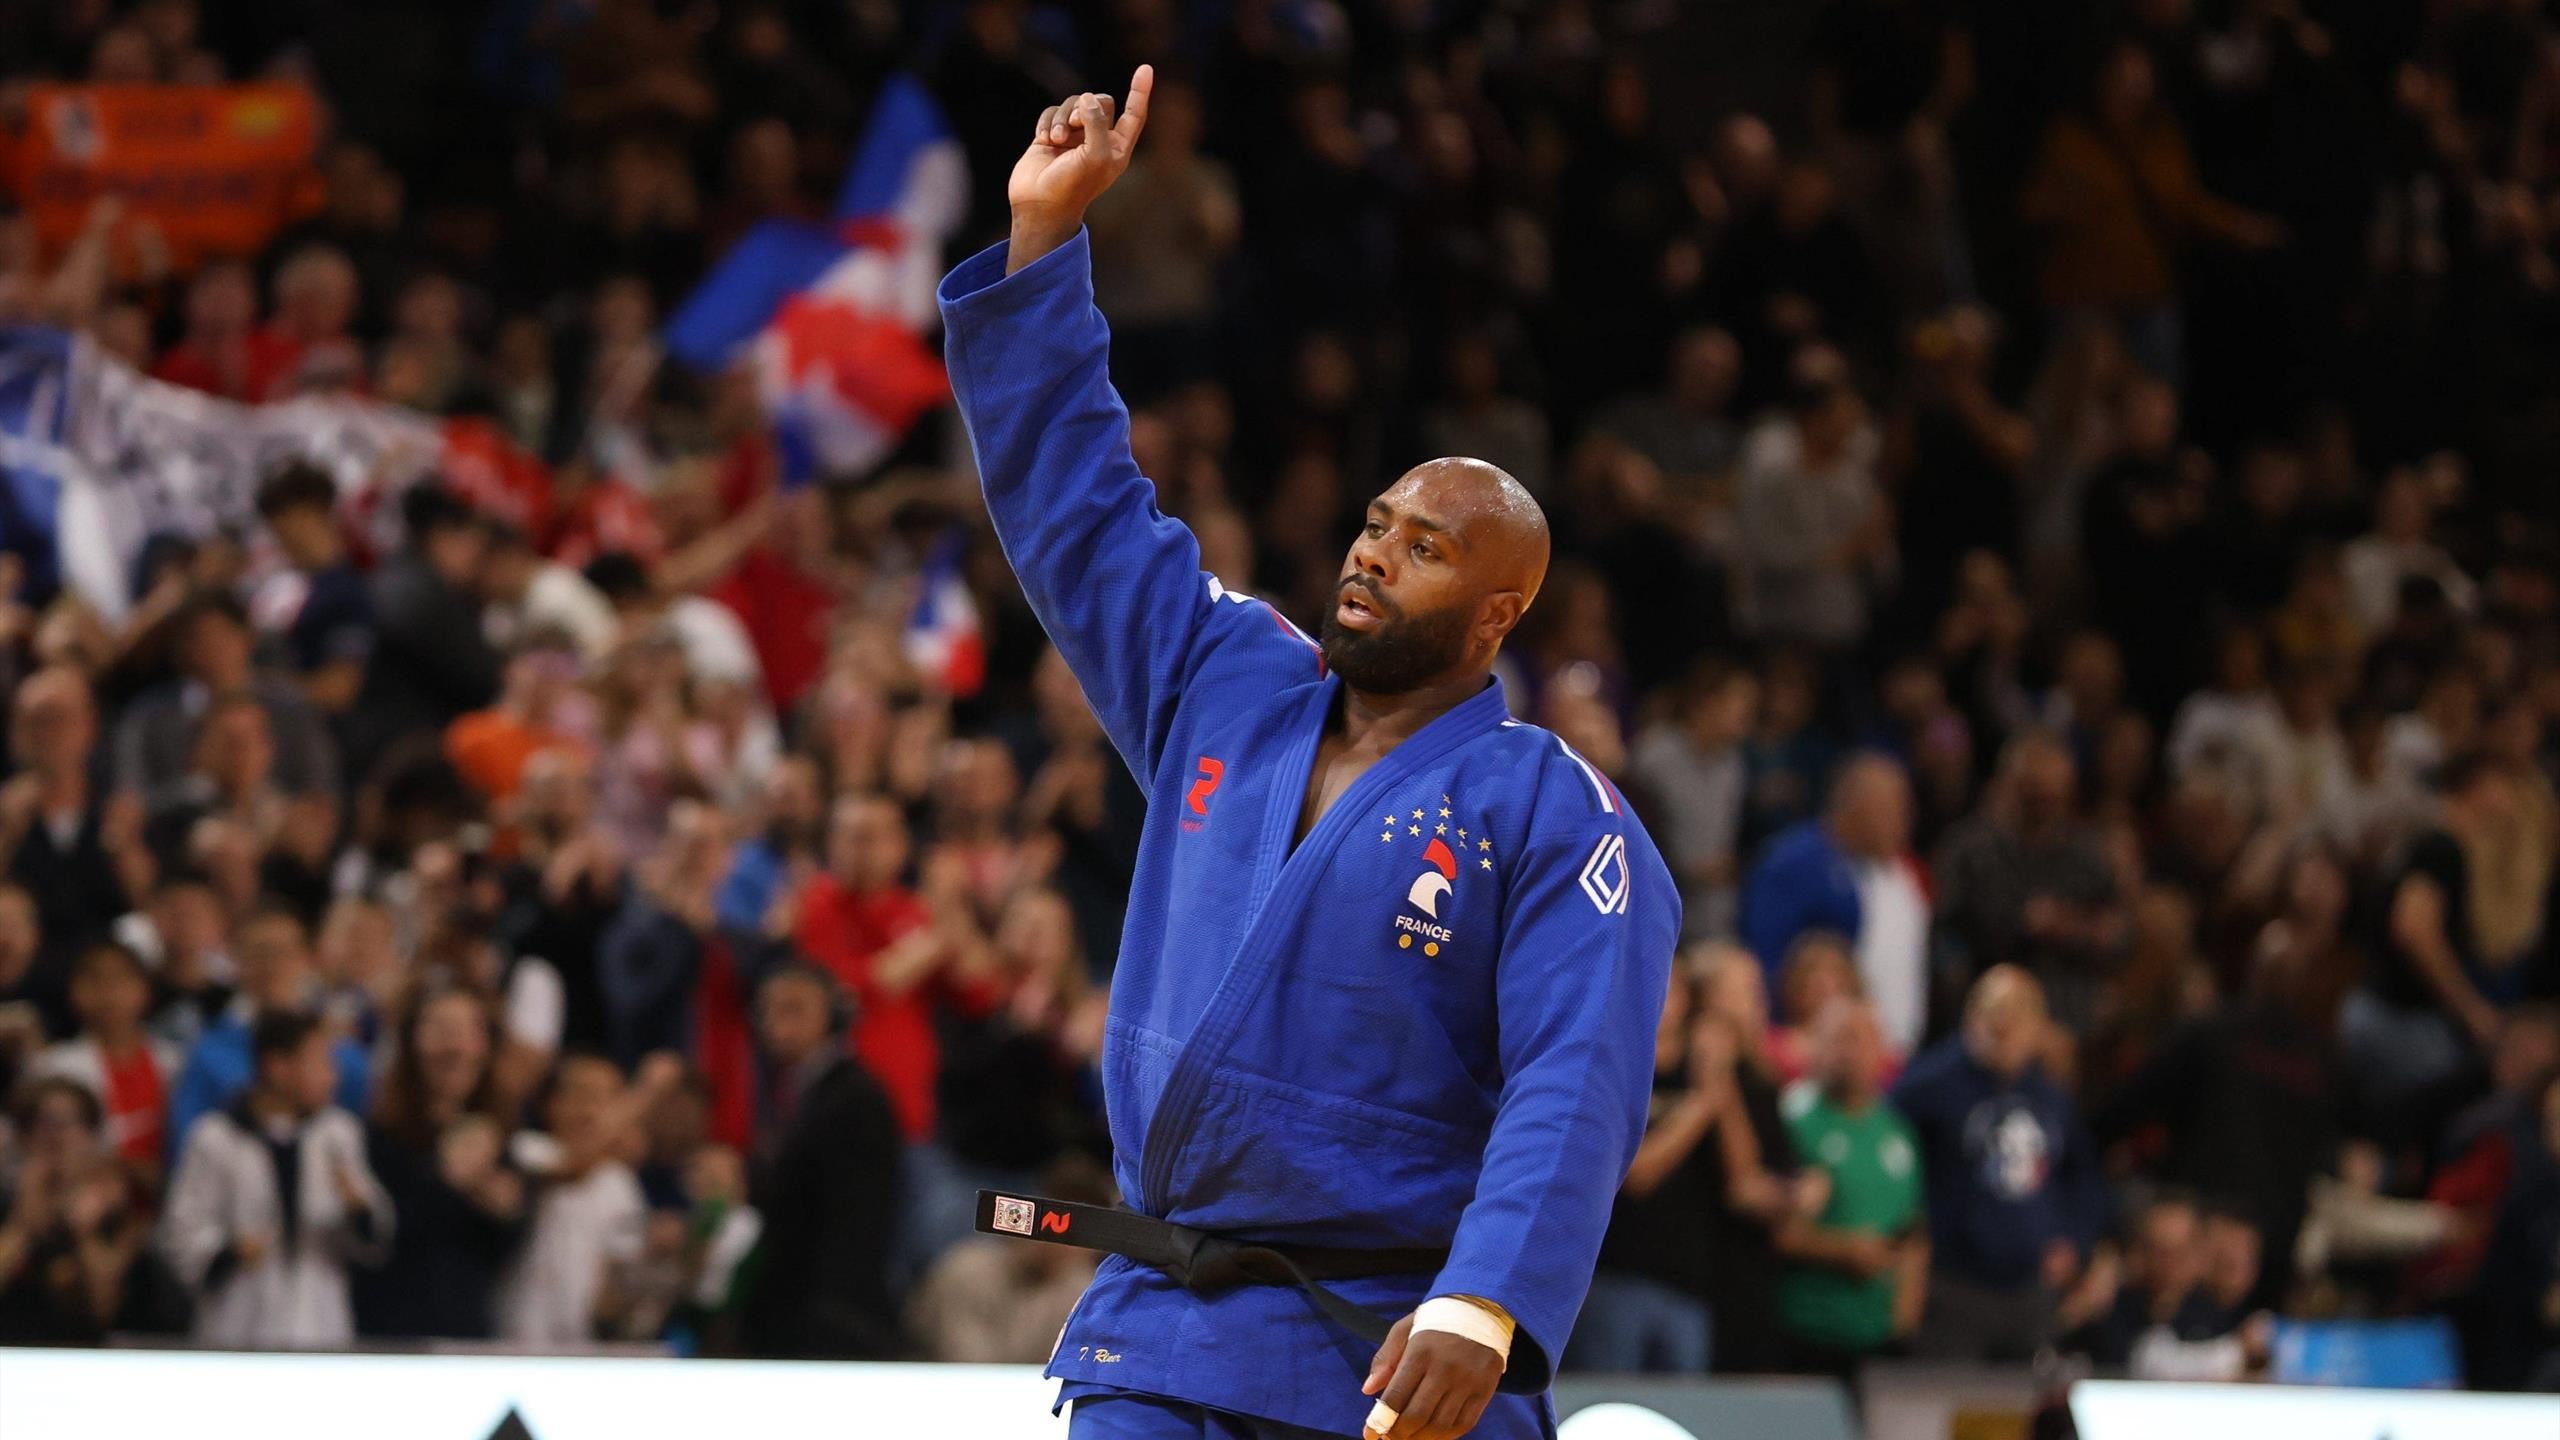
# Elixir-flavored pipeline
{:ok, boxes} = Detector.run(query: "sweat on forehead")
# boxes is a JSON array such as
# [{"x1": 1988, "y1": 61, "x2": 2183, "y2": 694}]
[{"x1": 1373, "y1": 457, "x2": 1551, "y2": 598}]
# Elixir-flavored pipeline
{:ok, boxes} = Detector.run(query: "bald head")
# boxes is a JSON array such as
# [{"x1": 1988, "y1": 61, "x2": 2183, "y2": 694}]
[
  {"x1": 1964, "y1": 964, "x2": 2049, "y2": 1079},
  {"x1": 1322, "y1": 456, "x2": 1550, "y2": 696},
  {"x1": 1392, "y1": 457, "x2": 1551, "y2": 604}
]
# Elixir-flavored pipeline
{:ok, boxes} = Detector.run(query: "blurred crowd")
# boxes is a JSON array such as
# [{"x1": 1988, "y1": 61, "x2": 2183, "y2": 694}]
[{"x1": 3, "y1": 0, "x2": 2560, "y2": 1396}]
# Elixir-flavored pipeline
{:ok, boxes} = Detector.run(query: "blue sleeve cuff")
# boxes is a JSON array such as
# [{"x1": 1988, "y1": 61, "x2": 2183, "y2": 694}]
[{"x1": 937, "y1": 228, "x2": 1092, "y2": 319}]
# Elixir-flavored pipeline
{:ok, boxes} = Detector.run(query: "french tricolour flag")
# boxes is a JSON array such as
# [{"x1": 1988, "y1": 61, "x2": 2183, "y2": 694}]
[
  {"x1": 904, "y1": 531, "x2": 985, "y2": 698},
  {"x1": 664, "y1": 75, "x2": 965, "y2": 486}
]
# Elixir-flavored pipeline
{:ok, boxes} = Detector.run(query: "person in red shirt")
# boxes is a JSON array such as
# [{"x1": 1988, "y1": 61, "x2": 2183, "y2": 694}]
[
  {"x1": 789, "y1": 793, "x2": 996, "y2": 1142},
  {"x1": 30, "y1": 942, "x2": 180, "y2": 1178},
  {"x1": 151, "y1": 263, "x2": 301, "y2": 403}
]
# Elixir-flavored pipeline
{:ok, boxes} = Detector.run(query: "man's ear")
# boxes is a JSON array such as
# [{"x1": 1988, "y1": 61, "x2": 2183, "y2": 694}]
[{"x1": 1478, "y1": 591, "x2": 1528, "y2": 646}]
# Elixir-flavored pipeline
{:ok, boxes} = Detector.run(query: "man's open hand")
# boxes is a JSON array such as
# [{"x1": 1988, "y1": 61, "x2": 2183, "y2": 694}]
[
  {"x1": 1361, "y1": 1312, "x2": 1504, "y2": 1440},
  {"x1": 1006, "y1": 65, "x2": 1153, "y2": 273}
]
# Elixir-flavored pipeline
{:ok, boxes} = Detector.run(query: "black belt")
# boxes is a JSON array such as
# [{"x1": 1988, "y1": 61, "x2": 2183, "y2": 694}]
[{"x1": 975, "y1": 1190, "x2": 1446, "y2": 1344}]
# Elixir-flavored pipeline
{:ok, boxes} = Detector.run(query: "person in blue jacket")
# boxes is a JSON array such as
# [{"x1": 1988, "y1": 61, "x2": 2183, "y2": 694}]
[
  {"x1": 1888, "y1": 965, "x2": 2110, "y2": 1361},
  {"x1": 939, "y1": 68, "x2": 1678, "y2": 1440},
  {"x1": 165, "y1": 903, "x2": 370, "y2": 1165}
]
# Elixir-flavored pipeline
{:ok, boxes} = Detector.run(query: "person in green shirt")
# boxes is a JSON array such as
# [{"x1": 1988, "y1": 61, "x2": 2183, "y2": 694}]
[{"x1": 1778, "y1": 995, "x2": 1927, "y2": 1379}]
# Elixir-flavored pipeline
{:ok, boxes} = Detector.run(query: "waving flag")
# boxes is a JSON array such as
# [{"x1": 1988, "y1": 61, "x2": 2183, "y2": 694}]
[
  {"x1": 903, "y1": 532, "x2": 985, "y2": 698},
  {"x1": 664, "y1": 75, "x2": 965, "y2": 487},
  {"x1": 0, "y1": 325, "x2": 447, "y2": 617}
]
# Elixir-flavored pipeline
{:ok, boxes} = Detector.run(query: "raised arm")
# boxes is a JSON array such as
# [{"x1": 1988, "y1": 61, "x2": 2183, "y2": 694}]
[{"x1": 941, "y1": 69, "x2": 1274, "y2": 785}]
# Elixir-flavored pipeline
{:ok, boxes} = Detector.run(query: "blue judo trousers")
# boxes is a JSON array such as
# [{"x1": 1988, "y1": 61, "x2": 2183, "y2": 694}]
[{"x1": 939, "y1": 232, "x2": 1678, "y2": 1439}]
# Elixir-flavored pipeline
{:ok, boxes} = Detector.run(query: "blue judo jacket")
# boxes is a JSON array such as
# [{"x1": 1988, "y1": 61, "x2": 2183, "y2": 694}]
[{"x1": 941, "y1": 232, "x2": 1678, "y2": 1437}]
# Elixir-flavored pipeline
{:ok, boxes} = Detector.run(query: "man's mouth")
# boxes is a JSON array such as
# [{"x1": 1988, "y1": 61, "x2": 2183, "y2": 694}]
[{"x1": 1336, "y1": 584, "x2": 1384, "y2": 633}]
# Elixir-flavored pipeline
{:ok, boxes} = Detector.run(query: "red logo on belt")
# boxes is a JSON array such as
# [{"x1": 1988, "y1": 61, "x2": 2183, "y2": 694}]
[
  {"x1": 1039, "y1": 1211, "x2": 1073, "y2": 1235},
  {"x1": 1186, "y1": 757, "x2": 1226, "y2": 816}
]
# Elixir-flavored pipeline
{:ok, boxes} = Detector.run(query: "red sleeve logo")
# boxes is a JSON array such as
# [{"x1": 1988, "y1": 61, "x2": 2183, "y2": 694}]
[
  {"x1": 1039, "y1": 1210, "x2": 1073, "y2": 1235},
  {"x1": 1186, "y1": 757, "x2": 1225, "y2": 815}
]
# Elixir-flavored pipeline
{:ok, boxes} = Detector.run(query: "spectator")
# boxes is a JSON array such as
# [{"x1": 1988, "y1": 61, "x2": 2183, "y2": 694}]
[
  {"x1": 1741, "y1": 654, "x2": 1838, "y2": 854},
  {"x1": 2020, "y1": 39, "x2": 2281, "y2": 382},
  {"x1": 250, "y1": 463, "x2": 373, "y2": 719},
  {"x1": 2470, "y1": 697, "x2": 2558, "y2": 986},
  {"x1": 0, "y1": 668, "x2": 150, "y2": 996},
  {"x1": 480, "y1": 523, "x2": 620, "y2": 665},
  {"x1": 2347, "y1": 752, "x2": 2533, "y2": 1136},
  {"x1": 356, "y1": 988, "x2": 528, "y2": 1340},
  {"x1": 2417, "y1": 1009, "x2": 2560, "y2": 1330},
  {"x1": 2319, "y1": 700, "x2": 2435, "y2": 871},
  {"x1": 1931, "y1": 731, "x2": 2123, "y2": 1031},
  {"x1": 446, "y1": 631, "x2": 588, "y2": 807},
  {"x1": 581, "y1": 551, "x2": 763, "y2": 696},
  {"x1": 2079, "y1": 883, "x2": 2216, "y2": 1107},
  {"x1": 1741, "y1": 754, "x2": 1911, "y2": 982},
  {"x1": 1630, "y1": 663, "x2": 1756, "y2": 942},
  {"x1": 2341, "y1": 468, "x2": 2478, "y2": 635},
  {"x1": 2464, "y1": 1073, "x2": 2560, "y2": 1390},
  {"x1": 112, "y1": 591, "x2": 340, "y2": 806},
  {"x1": 1422, "y1": 331, "x2": 1553, "y2": 501},
  {"x1": 713, "y1": 755, "x2": 823, "y2": 936},
  {"x1": 121, "y1": 870, "x2": 232, "y2": 1048},
  {"x1": 1777, "y1": 996, "x2": 1927, "y2": 1381},
  {"x1": 1887, "y1": 309, "x2": 2031, "y2": 640},
  {"x1": 151, "y1": 262, "x2": 294, "y2": 403},
  {"x1": 491, "y1": 749, "x2": 627, "y2": 1057},
  {"x1": 2268, "y1": 545, "x2": 2365, "y2": 680},
  {"x1": 138, "y1": 694, "x2": 293, "y2": 876},
  {"x1": 1891, "y1": 966, "x2": 2109, "y2": 1362},
  {"x1": 2080, "y1": 380, "x2": 2213, "y2": 715},
  {"x1": 792, "y1": 793, "x2": 993, "y2": 1144},
  {"x1": 161, "y1": 1009, "x2": 393, "y2": 1347},
  {"x1": 1574, "y1": 956, "x2": 1803, "y2": 1375},
  {"x1": 2193, "y1": 1207, "x2": 2263, "y2": 1335},
  {"x1": 2096, "y1": 928, "x2": 2349, "y2": 1313},
  {"x1": 2081, "y1": 1191, "x2": 2272, "y2": 1380},
  {"x1": 935, "y1": 885, "x2": 1107, "y2": 1181},
  {"x1": 597, "y1": 801, "x2": 745, "y2": 1073},
  {"x1": 29, "y1": 942, "x2": 180, "y2": 1171},
  {"x1": 2265, "y1": 662, "x2": 2352, "y2": 830},
  {"x1": 496, "y1": 1053, "x2": 648, "y2": 1346},
  {"x1": 1591, "y1": 327, "x2": 1746, "y2": 498},
  {"x1": 257, "y1": 246, "x2": 367, "y2": 399},
  {"x1": 165, "y1": 905, "x2": 370, "y2": 1157},
  {"x1": 2165, "y1": 628, "x2": 2287, "y2": 821},
  {"x1": 1735, "y1": 346, "x2": 1891, "y2": 651},
  {"x1": 1767, "y1": 931, "x2": 1898, "y2": 1087},
  {"x1": 354, "y1": 487, "x2": 503, "y2": 777},
  {"x1": 740, "y1": 963, "x2": 903, "y2": 1359},
  {"x1": 0, "y1": 1077, "x2": 191, "y2": 1343}
]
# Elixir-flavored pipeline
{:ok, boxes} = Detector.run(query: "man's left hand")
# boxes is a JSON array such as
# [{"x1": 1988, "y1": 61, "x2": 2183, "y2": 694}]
[{"x1": 1363, "y1": 1313, "x2": 1503, "y2": 1440}]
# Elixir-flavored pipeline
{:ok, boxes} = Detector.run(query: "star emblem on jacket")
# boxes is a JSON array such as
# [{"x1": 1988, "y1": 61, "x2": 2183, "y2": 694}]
[{"x1": 1392, "y1": 792, "x2": 1490, "y2": 957}]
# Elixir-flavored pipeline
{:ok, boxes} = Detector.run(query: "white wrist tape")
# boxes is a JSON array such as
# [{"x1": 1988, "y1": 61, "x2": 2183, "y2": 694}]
[
  {"x1": 1364, "y1": 1298, "x2": 1515, "y2": 1435},
  {"x1": 1415, "y1": 1295, "x2": 1514, "y2": 1365}
]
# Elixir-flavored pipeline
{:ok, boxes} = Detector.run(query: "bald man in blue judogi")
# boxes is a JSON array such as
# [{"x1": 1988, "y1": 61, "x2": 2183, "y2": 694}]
[{"x1": 939, "y1": 67, "x2": 1676, "y2": 1440}]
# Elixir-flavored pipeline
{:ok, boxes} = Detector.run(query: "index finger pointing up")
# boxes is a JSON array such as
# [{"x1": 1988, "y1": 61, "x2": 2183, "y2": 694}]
[{"x1": 1117, "y1": 64, "x2": 1154, "y2": 145}]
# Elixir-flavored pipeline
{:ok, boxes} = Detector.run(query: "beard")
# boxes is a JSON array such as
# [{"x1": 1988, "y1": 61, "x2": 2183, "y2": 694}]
[{"x1": 1319, "y1": 582, "x2": 1476, "y2": 694}]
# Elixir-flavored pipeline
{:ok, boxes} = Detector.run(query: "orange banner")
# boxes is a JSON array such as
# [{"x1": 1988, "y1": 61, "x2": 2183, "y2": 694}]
[{"x1": 6, "y1": 84, "x2": 320, "y2": 272}]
